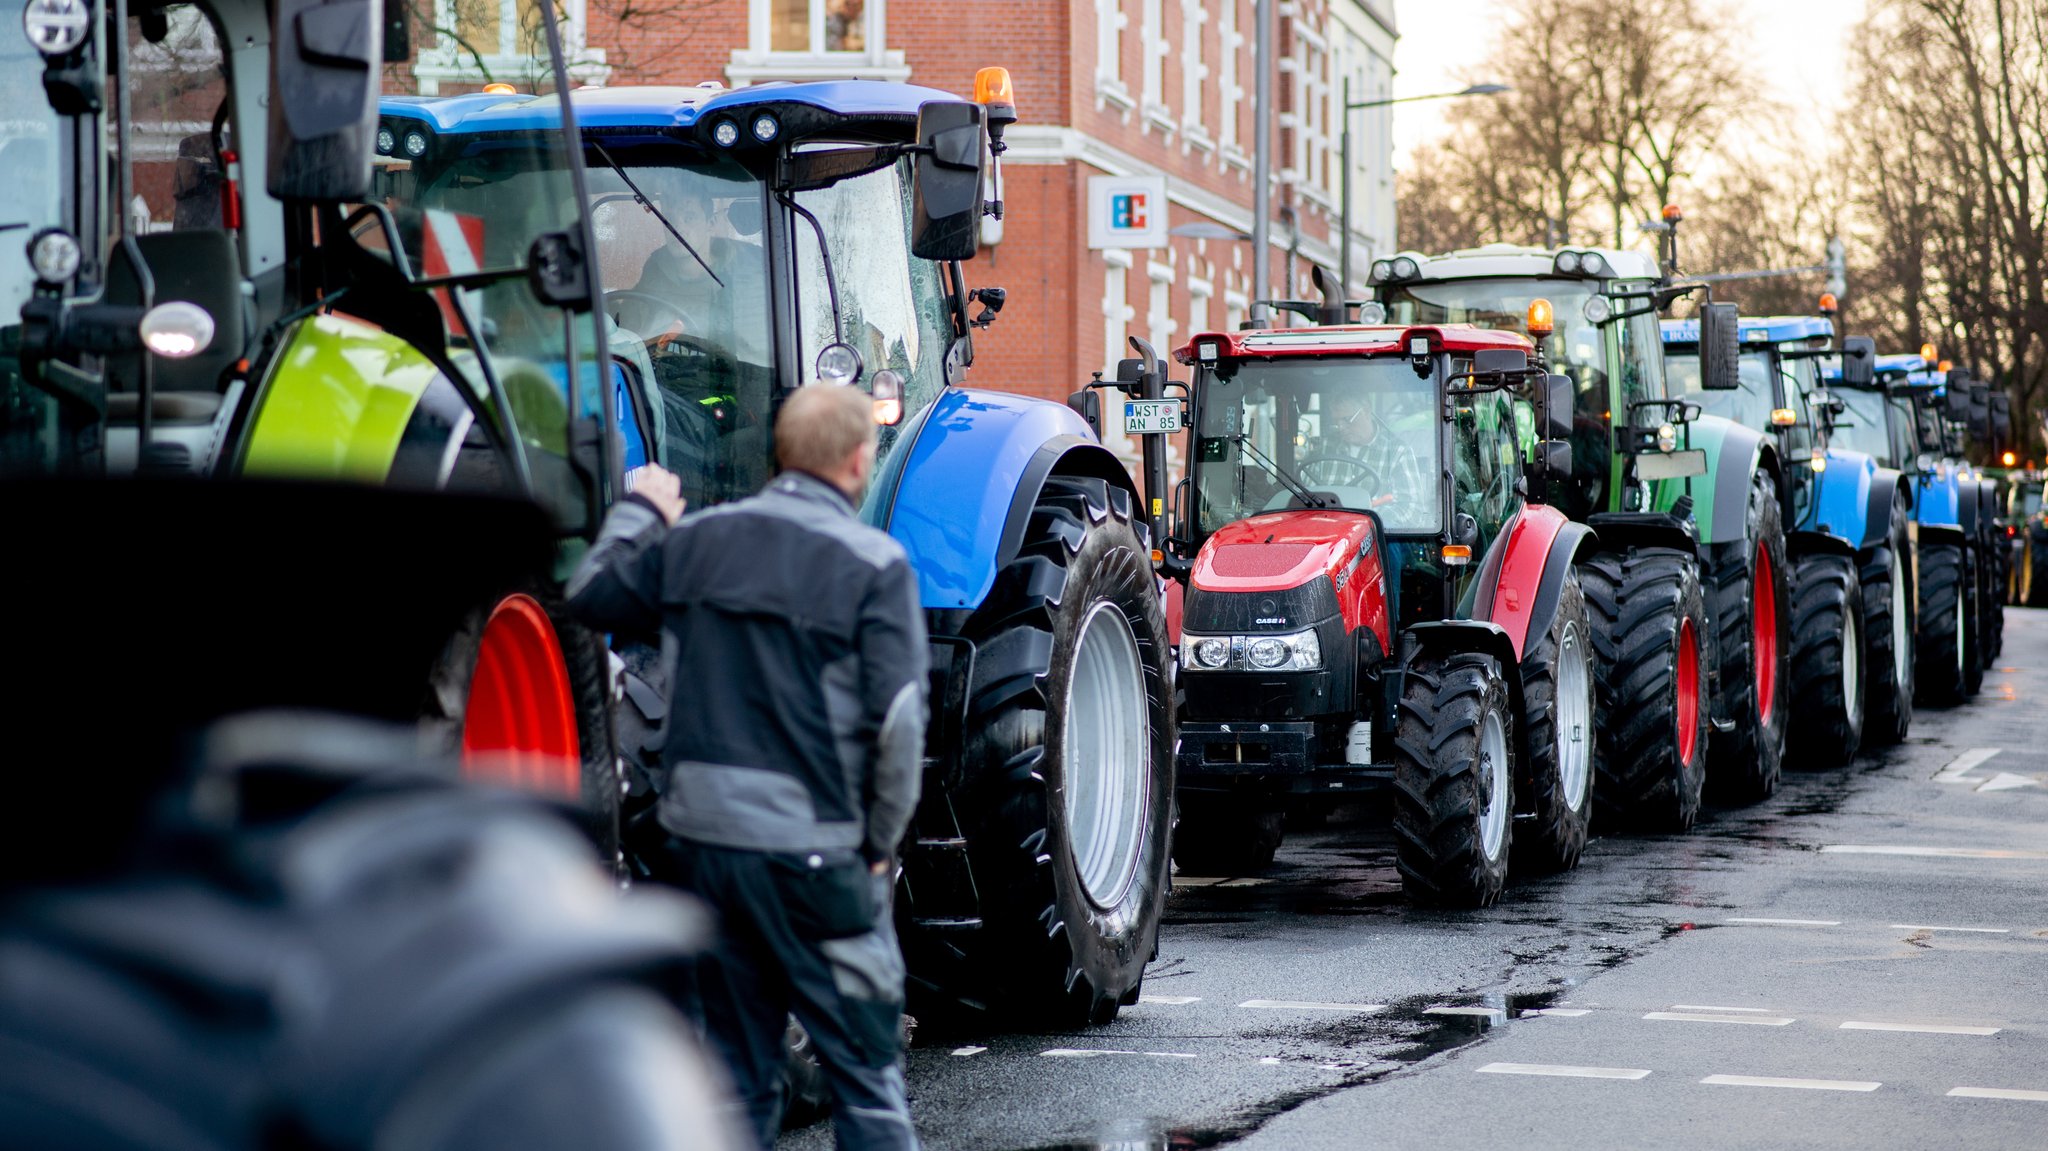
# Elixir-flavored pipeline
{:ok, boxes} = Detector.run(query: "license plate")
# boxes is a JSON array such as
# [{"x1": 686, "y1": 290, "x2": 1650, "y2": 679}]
[{"x1": 1123, "y1": 400, "x2": 1183, "y2": 434}]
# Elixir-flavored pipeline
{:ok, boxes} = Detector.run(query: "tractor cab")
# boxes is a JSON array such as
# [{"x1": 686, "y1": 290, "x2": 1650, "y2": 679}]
[{"x1": 1167, "y1": 322, "x2": 1596, "y2": 907}]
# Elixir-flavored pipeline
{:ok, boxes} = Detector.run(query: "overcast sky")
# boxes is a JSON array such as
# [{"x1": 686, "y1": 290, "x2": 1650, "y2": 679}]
[{"x1": 1389, "y1": 0, "x2": 1870, "y2": 166}]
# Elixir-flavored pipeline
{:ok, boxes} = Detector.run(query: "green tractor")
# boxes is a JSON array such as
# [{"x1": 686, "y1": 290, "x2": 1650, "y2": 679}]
[{"x1": 1372, "y1": 234, "x2": 1786, "y2": 825}]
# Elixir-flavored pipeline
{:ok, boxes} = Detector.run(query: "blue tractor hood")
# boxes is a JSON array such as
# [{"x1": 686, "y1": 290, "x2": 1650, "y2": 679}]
[{"x1": 379, "y1": 81, "x2": 968, "y2": 136}]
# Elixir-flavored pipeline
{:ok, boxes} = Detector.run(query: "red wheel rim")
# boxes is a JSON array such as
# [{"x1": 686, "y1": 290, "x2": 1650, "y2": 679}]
[
  {"x1": 1677, "y1": 617, "x2": 1701, "y2": 765},
  {"x1": 1753, "y1": 547, "x2": 1778, "y2": 724},
  {"x1": 461, "y1": 593, "x2": 581, "y2": 798}
]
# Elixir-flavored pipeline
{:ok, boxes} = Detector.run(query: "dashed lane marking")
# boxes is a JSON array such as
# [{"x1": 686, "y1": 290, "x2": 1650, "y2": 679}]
[
  {"x1": 1644, "y1": 1012, "x2": 1796, "y2": 1026},
  {"x1": 950, "y1": 1046, "x2": 987, "y2": 1057},
  {"x1": 1820, "y1": 845, "x2": 2048, "y2": 859},
  {"x1": 1724, "y1": 918, "x2": 1841, "y2": 927},
  {"x1": 1949, "y1": 1087, "x2": 2048, "y2": 1101},
  {"x1": 1523, "y1": 1008, "x2": 1592, "y2": 1017},
  {"x1": 1670, "y1": 1005, "x2": 1777, "y2": 1014},
  {"x1": 1138, "y1": 995, "x2": 1202, "y2": 1005},
  {"x1": 1039, "y1": 1048, "x2": 1198, "y2": 1059},
  {"x1": 1841, "y1": 1021, "x2": 2002, "y2": 1036},
  {"x1": 1702, "y1": 1074, "x2": 1881, "y2": 1092},
  {"x1": 1935, "y1": 747, "x2": 2003, "y2": 782},
  {"x1": 1239, "y1": 999, "x2": 1387, "y2": 1013},
  {"x1": 1889, "y1": 924, "x2": 2011, "y2": 934},
  {"x1": 1477, "y1": 1062, "x2": 1651, "y2": 1080},
  {"x1": 1977, "y1": 773, "x2": 2041, "y2": 792}
]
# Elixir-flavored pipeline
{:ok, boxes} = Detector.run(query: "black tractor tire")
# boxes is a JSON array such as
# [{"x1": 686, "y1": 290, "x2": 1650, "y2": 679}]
[
  {"x1": 1982, "y1": 539, "x2": 2005, "y2": 662},
  {"x1": 1392, "y1": 653, "x2": 1516, "y2": 908},
  {"x1": 1173, "y1": 796, "x2": 1284, "y2": 876},
  {"x1": 1702, "y1": 472, "x2": 1792, "y2": 804},
  {"x1": 421, "y1": 590, "x2": 623, "y2": 866},
  {"x1": 1512, "y1": 568, "x2": 1595, "y2": 874},
  {"x1": 1963, "y1": 546, "x2": 1987, "y2": 696},
  {"x1": 1858, "y1": 510, "x2": 1916, "y2": 746},
  {"x1": 2025, "y1": 539, "x2": 2048, "y2": 607},
  {"x1": 1581, "y1": 546, "x2": 1711, "y2": 833},
  {"x1": 1787, "y1": 553, "x2": 1865, "y2": 769},
  {"x1": 938, "y1": 475, "x2": 1175, "y2": 1028},
  {"x1": 1916, "y1": 540, "x2": 1974, "y2": 705}
]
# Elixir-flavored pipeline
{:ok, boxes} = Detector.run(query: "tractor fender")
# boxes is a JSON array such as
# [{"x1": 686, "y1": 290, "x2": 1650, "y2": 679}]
[
  {"x1": 1584, "y1": 510, "x2": 1697, "y2": 555},
  {"x1": 1810, "y1": 446, "x2": 1879, "y2": 549},
  {"x1": 1920, "y1": 522, "x2": 1969, "y2": 550},
  {"x1": 1912, "y1": 469, "x2": 1963, "y2": 529},
  {"x1": 1469, "y1": 505, "x2": 1595, "y2": 663},
  {"x1": 878, "y1": 387, "x2": 1136, "y2": 610},
  {"x1": 1402, "y1": 619, "x2": 1527, "y2": 729},
  {"x1": 1858, "y1": 465, "x2": 1911, "y2": 553},
  {"x1": 1956, "y1": 480, "x2": 1980, "y2": 537},
  {"x1": 1787, "y1": 529, "x2": 1858, "y2": 560},
  {"x1": 1692, "y1": 417, "x2": 1779, "y2": 546}
]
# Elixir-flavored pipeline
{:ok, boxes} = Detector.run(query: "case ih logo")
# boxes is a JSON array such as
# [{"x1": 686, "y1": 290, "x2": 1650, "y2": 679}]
[{"x1": 1111, "y1": 192, "x2": 1149, "y2": 231}]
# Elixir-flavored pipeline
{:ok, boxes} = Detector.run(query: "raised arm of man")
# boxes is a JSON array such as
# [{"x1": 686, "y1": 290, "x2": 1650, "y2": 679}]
[{"x1": 564, "y1": 466, "x2": 689, "y2": 635}]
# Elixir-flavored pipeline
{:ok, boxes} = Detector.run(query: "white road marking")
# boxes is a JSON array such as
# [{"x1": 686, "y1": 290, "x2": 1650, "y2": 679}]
[
  {"x1": 1644, "y1": 1012, "x2": 1796, "y2": 1026},
  {"x1": 1258, "y1": 1057, "x2": 1283, "y2": 1065},
  {"x1": 1724, "y1": 918, "x2": 1841, "y2": 927},
  {"x1": 1841, "y1": 1021, "x2": 2002, "y2": 1036},
  {"x1": 1175, "y1": 875, "x2": 1271, "y2": 887},
  {"x1": 1977, "y1": 773, "x2": 2041, "y2": 792},
  {"x1": 1524, "y1": 1008, "x2": 1592, "y2": 1017},
  {"x1": 1671, "y1": 1005, "x2": 1777, "y2": 1014},
  {"x1": 1821, "y1": 845, "x2": 2048, "y2": 859},
  {"x1": 1039, "y1": 1048, "x2": 1198, "y2": 1059},
  {"x1": 950, "y1": 1046, "x2": 987, "y2": 1056},
  {"x1": 1478, "y1": 1062, "x2": 1651, "y2": 1080},
  {"x1": 1139, "y1": 995, "x2": 1202, "y2": 1005},
  {"x1": 1424, "y1": 1006, "x2": 1506, "y2": 1024},
  {"x1": 1703, "y1": 1074, "x2": 1880, "y2": 1092},
  {"x1": 1935, "y1": 747, "x2": 2003, "y2": 782},
  {"x1": 1890, "y1": 924, "x2": 2011, "y2": 934},
  {"x1": 1239, "y1": 999, "x2": 1386, "y2": 1013},
  {"x1": 1949, "y1": 1087, "x2": 2048, "y2": 1101}
]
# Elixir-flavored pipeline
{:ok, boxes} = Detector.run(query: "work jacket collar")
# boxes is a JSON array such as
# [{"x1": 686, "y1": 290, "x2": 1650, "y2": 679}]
[{"x1": 771, "y1": 469, "x2": 857, "y2": 516}]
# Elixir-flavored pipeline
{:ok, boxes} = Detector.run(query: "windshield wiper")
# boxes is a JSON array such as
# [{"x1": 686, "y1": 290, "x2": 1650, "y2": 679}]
[
  {"x1": 590, "y1": 142, "x2": 722, "y2": 287},
  {"x1": 1232, "y1": 433, "x2": 1325, "y2": 509}
]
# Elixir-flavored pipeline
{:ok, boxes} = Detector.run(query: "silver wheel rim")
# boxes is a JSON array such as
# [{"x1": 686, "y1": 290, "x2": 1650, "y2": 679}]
[
  {"x1": 1891, "y1": 553, "x2": 1908, "y2": 687},
  {"x1": 1843, "y1": 600, "x2": 1862, "y2": 723},
  {"x1": 1063, "y1": 601, "x2": 1151, "y2": 909},
  {"x1": 1556, "y1": 621, "x2": 1591, "y2": 813},
  {"x1": 1479, "y1": 707, "x2": 1510, "y2": 862}
]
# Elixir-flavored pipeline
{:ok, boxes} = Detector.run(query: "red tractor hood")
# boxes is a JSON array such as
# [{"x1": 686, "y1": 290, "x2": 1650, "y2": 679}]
[{"x1": 1191, "y1": 510, "x2": 1377, "y2": 593}]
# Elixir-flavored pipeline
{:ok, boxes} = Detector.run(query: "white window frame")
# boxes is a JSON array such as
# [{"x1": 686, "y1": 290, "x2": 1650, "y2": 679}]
[
  {"x1": 727, "y1": 0, "x2": 909, "y2": 85},
  {"x1": 413, "y1": 0, "x2": 608, "y2": 94},
  {"x1": 1140, "y1": 0, "x2": 1171, "y2": 131},
  {"x1": 1218, "y1": 0, "x2": 1247, "y2": 168},
  {"x1": 1179, "y1": 0, "x2": 1210, "y2": 149},
  {"x1": 1098, "y1": 0, "x2": 1134, "y2": 111},
  {"x1": 1147, "y1": 259, "x2": 1176, "y2": 358},
  {"x1": 1188, "y1": 276, "x2": 1213, "y2": 337}
]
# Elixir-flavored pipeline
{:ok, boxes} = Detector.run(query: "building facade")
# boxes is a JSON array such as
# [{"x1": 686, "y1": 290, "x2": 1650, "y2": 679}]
[{"x1": 404, "y1": 0, "x2": 1398, "y2": 424}]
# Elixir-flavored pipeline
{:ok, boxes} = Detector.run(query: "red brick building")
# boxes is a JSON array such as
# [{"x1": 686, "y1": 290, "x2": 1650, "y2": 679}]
[{"x1": 405, "y1": 1, "x2": 1398, "y2": 441}]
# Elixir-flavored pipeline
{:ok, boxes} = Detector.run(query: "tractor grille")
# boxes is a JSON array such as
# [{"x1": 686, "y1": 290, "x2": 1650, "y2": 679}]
[{"x1": 1208, "y1": 543, "x2": 1316, "y2": 579}]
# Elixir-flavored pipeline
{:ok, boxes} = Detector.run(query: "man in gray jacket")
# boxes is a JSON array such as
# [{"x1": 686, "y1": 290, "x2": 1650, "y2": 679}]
[{"x1": 568, "y1": 384, "x2": 928, "y2": 1151}]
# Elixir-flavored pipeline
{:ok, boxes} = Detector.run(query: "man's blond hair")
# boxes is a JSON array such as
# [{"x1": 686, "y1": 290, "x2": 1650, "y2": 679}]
[{"x1": 776, "y1": 384, "x2": 876, "y2": 476}]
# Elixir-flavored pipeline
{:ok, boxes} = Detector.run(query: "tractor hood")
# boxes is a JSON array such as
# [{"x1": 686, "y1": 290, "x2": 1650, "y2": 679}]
[{"x1": 1192, "y1": 510, "x2": 1377, "y2": 595}]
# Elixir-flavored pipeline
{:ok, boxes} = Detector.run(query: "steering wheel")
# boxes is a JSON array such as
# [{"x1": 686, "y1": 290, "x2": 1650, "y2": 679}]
[
  {"x1": 604, "y1": 289, "x2": 692, "y2": 334},
  {"x1": 1297, "y1": 455, "x2": 1376, "y2": 489}
]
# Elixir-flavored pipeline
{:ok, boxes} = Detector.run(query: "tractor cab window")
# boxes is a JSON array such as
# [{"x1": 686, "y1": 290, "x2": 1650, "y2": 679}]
[
  {"x1": 1194, "y1": 356, "x2": 1440, "y2": 536},
  {"x1": 1666, "y1": 348, "x2": 1775, "y2": 430},
  {"x1": 1617, "y1": 307, "x2": 1668, "y2": 411},
  {"x1": 791, "y1": 151, "x2": 955, "y2": 473},
  {"x1": 582, "y1": 146, "x2": 774, "y2": 510},
  {"x1": 1448, "y1": 361, "x2": 1517, "y2": 551},
  {"x1": 2024, "y1": 487, "x2": 2043, "y2": 517},
  {"x1": 1828, "y1": 386, "x2": 1893, "y2": 466}
]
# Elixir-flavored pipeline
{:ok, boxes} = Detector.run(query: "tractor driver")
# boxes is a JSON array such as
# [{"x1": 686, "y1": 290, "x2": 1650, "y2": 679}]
[{"x1": 1312, "y1": 390, "x2": 1427, "y2": 513}]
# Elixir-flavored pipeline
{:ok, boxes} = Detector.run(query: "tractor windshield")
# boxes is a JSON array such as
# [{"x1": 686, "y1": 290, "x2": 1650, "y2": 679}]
[
  {"x1": 0, "y1": 10, "x2": 62, "y2": 472},
  {"x1": 1828, "y1": 386, "x2": 1900, "y2": 466},
  {"x1": 1665, "y1": 348, "x2": 1776, "y2": 429},
  {"x1": 1193, "y1": 356, "x2": 1441, "y2": 535}
]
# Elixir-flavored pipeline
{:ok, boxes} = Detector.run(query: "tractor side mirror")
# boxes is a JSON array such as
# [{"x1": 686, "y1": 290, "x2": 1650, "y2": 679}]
[
  {"x1": 1969, "y1": 382, "x2": 1992, "y2": 440},
  {"x1": 1542, "y1": 373, "x2": 1573, "y2": 440},
  {"x1": 910, "y1": 101, "x2": 985, "y2": 261},
  {"x1": 1945, "y1": 370, "x2": 1973, "y2": 419},
  {"x1": 1992, "y1": 393, "x2": 2013, "y2": 442},
  {"x1": 1066, "y1": 383, "x2": 1104, "y2": 438},
  {"x1": 1698, "y1": 302, "x2": 1741, "y2": 391},
  {"x1": 1473, "y1": 347, "x2": 1529, "y2": 376},
  {"x1": 268, "y1": 0, "x2": 383, "y2": 202},
  {"x1": 1525, "y1": 439, "x2": 1572, "y2": 500},
  {"x1": 382, "y1": 0, "x2": 410, "y2": 61},
  {"x1": 1839, "y1": 336, "x2": 1876, "y2": 388}
]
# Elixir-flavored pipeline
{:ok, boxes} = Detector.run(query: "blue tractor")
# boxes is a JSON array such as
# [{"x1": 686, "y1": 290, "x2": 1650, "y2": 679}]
[
  {"x1": 1662, "y1": 316, "x2": 1916, "y2": 762},
  {"x1": 333, "y1": 79, "x2": 1177, "y2": 1026},
  {"x1": 1824, "y1": 349, "x2": 1996, "y2": 703}
]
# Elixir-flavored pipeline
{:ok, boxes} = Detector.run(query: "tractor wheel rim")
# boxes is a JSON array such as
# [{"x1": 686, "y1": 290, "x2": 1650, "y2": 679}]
[
  {"x1": 1064, "y1": 601, "x2": 1151, "y2": 910},
  {"x1": 1753, "y1": 547, "x2": 1779, "y2": 723},
  {"x1": 1842, "y1": 600, "x2": 1862, "y2": 723},
  {"x1": 1677, "y1": 618, "x2": 1701, "y2": 765},
  {"x1": 1479, "y1": 706, "x2": 1510, "y2": 862},
  {"x1": 1556, "y1": 620, "x2": 1592, "y2": 813},
  {"x1": 463, "y1": 594, "x2": 581, "y2": 797},
  {"x1": 1891, "y1": 554, "x2": 1909, "y2": 688}
]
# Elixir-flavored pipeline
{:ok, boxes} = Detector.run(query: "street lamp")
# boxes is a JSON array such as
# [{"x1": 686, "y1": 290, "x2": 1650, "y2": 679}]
[{"x1": 1338, "y1": 81, "x2": 1509, "y2": 298}]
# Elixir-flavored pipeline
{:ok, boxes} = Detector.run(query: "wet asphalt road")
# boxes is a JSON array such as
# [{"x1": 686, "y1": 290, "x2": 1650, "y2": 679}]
[{"x1": 785, "y1": 610, "x2": 2048, "y2": 1151}]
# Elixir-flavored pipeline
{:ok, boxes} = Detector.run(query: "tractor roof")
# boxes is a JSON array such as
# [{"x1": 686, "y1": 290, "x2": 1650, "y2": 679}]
[
  {"x1": 1658, "y1": 315, "x2": 1835, "y2": 346},
  {"x1": 1823, "y1": 353, "x2": 1943, "y2": 390},
  {"x1": 379, "y1": 81, "x2": 965, "y2": 134},
  {"x1": 1174, "y1": 324, "x2": 1534, "y2": 364},
  {"x1": 1392, "y1": 243, "x2": 1661, "y2": 283}
]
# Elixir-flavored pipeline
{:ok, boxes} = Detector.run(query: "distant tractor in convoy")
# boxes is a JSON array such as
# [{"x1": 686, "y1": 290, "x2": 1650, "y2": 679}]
[
  {"x1": 1373, "y1": 235, "x2": 1774, "y2": 825},
  {"x1": 1661, "y1": 314, "x2": 1915, "y2": 761},
  {"x1": 2008, "y1": 474, "x2": 2047, "y2": 606},
  {"x1": 1163, "y1": 323, "x2": 1593, "y2": 906}
]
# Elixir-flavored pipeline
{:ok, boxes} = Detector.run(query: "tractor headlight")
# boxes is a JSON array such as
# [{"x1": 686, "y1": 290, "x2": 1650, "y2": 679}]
[
  {"x1": 28, "y1": 228, "x2": 81, "y2": 284},
  {"x1": 402, "y1": 130, "x2": 428, "y2": 158},
  {"x1": 1656, "y1": 422, "x2": 1677, "y2": 452},
  {"x1": 1357, "y1": 301, "x2": 1387, "y2": 325},
  {"x1": 1246, "y1": 638, "x2": 1289, "y2": 668},
  {"x1": 1580, "y1": 252, "x2": 1607, "y2": 276},
  {"x1": 751, "y1": 113, "x2": 780, "y2": 142},
  {"x1": 1368, "y1": 259, "x2": 1393, "y2": 284},
  {"x1": 1389, "y1": 255, "x2": 1420, "y2": 281},
  {"x1": 23, "y1": 0, "x2": 90, "y2": 56},
  {"x1": 712, "y1": 119, "x2": 740, "y2": 147},
  {"x1": 375, "y1": 126, "x2": 395, "y2": 155},
  {"x1": 1180, "y1": 630, "x2": 1320, "y2": 671},
  {"x1": 1554, "y1": 250, "x2": 1582, "y2": 274},
  {"x1": 1184, "y1": 635, "x2": 1231, "y2": 670},
  {"x1": 1582, "y1": 294, "x2": 1611, "y2": 324}
]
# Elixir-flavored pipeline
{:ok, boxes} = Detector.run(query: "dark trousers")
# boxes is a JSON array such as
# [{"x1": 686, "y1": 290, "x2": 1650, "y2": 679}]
[{"x1": 670, "y1": 841, "x2": 918, "y2": 1151}]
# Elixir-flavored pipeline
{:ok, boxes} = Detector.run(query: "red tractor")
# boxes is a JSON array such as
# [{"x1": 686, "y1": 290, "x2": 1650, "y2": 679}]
[{"x1": 1162, "y1": 324, "x2": 1592, "y2": 907}]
